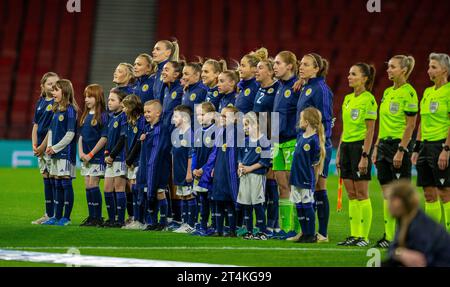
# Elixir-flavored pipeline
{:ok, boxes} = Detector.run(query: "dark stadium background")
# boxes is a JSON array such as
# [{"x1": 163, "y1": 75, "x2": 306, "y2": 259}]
[{"x1": 0, "y1": 0, "x2": 449, "y2": 146}]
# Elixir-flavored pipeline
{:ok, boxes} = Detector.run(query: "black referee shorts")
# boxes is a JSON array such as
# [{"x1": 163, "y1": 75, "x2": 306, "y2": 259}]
[
  {"x1": 339, "y1": 140, "x2": 372, "y2": 181},
  {"x1": 375, "y1": 139, "x2": 412, "y2": 185},
  {"x1": 416, "y1": 140, "x2": 450, "y2": 188}
]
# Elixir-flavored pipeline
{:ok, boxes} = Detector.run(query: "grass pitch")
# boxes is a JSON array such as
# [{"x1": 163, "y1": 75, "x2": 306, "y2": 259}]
[{"x1": 0, "y1": 168, "x2": 411, "y2": 267}]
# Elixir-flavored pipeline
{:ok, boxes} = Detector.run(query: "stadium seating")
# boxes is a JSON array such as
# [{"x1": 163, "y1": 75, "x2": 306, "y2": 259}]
[
  {"x1": 1, "y1": 0, "x2": 96, "y2": 139},
  {"x1": 1, "y1": 0, "x2": 449, "y2": 142}
]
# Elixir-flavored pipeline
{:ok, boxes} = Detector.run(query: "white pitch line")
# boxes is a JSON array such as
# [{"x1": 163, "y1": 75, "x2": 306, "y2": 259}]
[
  {"x1": 1, "y1": 246, "x2": 367, "y2": 252},
  {"x1": 0, "y1": 249, "x2": 236, "y2": 267}
]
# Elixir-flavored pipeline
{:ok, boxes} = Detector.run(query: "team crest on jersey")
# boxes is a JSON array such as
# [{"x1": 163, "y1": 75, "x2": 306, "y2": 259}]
[
  {"x1": 244, "y1": 89, "x2": 251, "y2": 96},
  {"x1": 58, "y1": 115, "x2": 64, "y2": 122},
  {"x1": 91, "y1": 119, "x2": 98, "y2": 126},
  {"x1": 389, "y1": 102, "x2": 400, "y2": 114},
  {"x1": 113, "y1": 121, "x2": 119, "y2": 128},
  {"x1": 142, "y1": 84, "x2": 149, "y2": 92},
  {"x1": 351, "y1": 109, "x2": 360, "y2": 120},
  {"x1": 222, "y1": 143, "x2": 227, "y2": 152},
  {"x1": 284, "y1": 90, "x2": 291, "y2": 98},
  {"x1": 227, "y1": 103, "x2": 234, "y2": 107},
  {"x1": 213, "y1": 91, "x2": 219, "y2": 97},
  {"x1": 255, "y1": 147, "x2": 262, "y2": 154},
  {"x1": 205, "y1": 137, "x2": 212, "y2": 145},
  {"x1": 268, "y1": 88, "x2": 274, "y2": 94},
  {"x1": 303, "y1": 144, "x2": 311, "y2": 151},
  {"x1": 46, "y1": 104, "x2": 53, "y2": 111},
  {"x1": 171, "y1": 91, "x2": 177, "y2": 99},
  {"x1": 133, "y1": 126, "x2": 138, "y2": 134},
  {"x1": 430, "y1": 101, "x2": 439, "y2": 113},
  {"x1": 190, "y1": 93, "x2": 197, "y2": 101},
  {"x1": 306, "y1": 88, "x2": 313, "y2": 96}
]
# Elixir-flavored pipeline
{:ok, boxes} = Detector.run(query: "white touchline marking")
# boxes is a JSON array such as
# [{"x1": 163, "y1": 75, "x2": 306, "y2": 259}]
[
  {"x1": 0, "y1": 249, "x2": 236, "y2": 267},
  {"x1": 1, "y1": 246, "x2": 367, "y2": 252}
]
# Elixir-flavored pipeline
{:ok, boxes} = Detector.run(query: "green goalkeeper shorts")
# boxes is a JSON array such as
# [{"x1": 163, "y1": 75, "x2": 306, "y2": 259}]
[{"x1": 272, "y1": 139, "x2": 296, "y2": 171}]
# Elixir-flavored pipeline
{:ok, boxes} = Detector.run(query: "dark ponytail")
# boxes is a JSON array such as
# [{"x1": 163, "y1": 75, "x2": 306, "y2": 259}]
[
  {"x1": 168, "y1": 60, "x2": 186, "y2": 79},
  {"x1": 355, "y1": 63, "x2": 376, "y2": 92},
  {"x1": 306, "y1": 53, "x2": 329, "y2": 78}
]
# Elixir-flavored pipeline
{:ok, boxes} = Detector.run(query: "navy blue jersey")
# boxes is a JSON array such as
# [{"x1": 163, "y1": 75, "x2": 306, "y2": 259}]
[
  {"x1": 206, "y1": 125, "x2": 240, "y2": 202},
  {"x1": 389, "y1": 210, "x2": 450, "y2": 267},
  {"x1": 172, "y1": 128, "x2": 194, "y2": 186},
  {"x1": 219, "y1": 92, "x2": 237, "y2": 112},
  {"x1": 125, "y1": 115, "x2": 146, "y2": 166},
  {"x1": 80, "y1": 112, "x2": 109, "y2": 164},
  {"x1": 49, "y1": 105, "x2": 78, "y2": 163},
  {"x1": 182, "y1": 81, "x2": 208, "y2": 111},
  {"x1": 133, "y1": 74, "x2": 156, "y2": 103},
  {"x1": 32, "y1": 97, "x2": 55, "y2": 145},
  {"x1": 105, "y1": 111, "x2": 127, "y2": 162},
  {"x1": 253, "y1": 81, "x2": 280, "y2": 113},
  {"x1": 137, "y1": 122, "x2": 150, "y2": 189},
  {"x1": 297, "y1": 77, "x2": 334, "y2": 139},
  {"x1": 143, "y1": 120, "x2": 171, "y2": 197},
  {"x1": 236, "y1": 78, "x2": 259, "y2": 114},
  {"x1": 116, "y1": 85, "x2": 134, "y2": 95},
  {"x1": 290, "y1": 131, "x2": 321, "y2": 190},
  {"x1": 273, "y1": 76, "x2": 300, "y2": 143},
  {"x1": 162, "y1": 80, "x2": 184, "y2": 130},
  {"x1": 238, "y1": 136, "x2": 271, "y2": 174},
  {"x1": 153, "y1": 60, "x2": 169, "y2": 101},
  {"x1": 205, "y1": 86, "x2": 221, "y2": 111},
  {"x1": 192, "y1": 123, "x2": 216, "y2": 171}
]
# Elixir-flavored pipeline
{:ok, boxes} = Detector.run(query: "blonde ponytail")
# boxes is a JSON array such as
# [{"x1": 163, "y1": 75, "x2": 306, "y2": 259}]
[{"x1": 392, "y1": 55, "x2": 415, "y2": 80}]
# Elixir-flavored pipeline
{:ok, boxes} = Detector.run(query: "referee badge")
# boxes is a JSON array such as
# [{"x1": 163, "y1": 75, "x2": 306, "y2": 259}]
[
  {"x1": 113, "y1": 121, "x2": 119, "y2": 128},
  {"x1": 133, "y1": 126, "x2": 138, "y2": 134},
  {"x1": 142, "y1": 84, "x2": 149, "y2": 92},
  {"x1": 244, "y1": 88, "x2": 251, "y2": 96},
  {"x1": 222, "y1": 143, "x2": 227, "y2": 152},
  {"x1": 58, "y1": 115, "x2": 64, "y2": 122},
  {"x1": 213, "y1": 91, "x2": 219, "y2": 97},
  {"x1": 190, "y1": 93, "x2": 197, "y2": 101},
  {"x1": 171, "y1": 91, "x2": 177, "y2": 99},
  {"x1": 268, "y1": 88, "x2": 274, "y2": 94},
  {"x1": 255, "y1": 146, "x2": 262, "y2": 154},
  {"x1": 46, "y1": 104, "x2": 53, "y2": 111},
  {"x1": 303, "y1": 144, "x2": 311, "y2": 151},
  {"x1": 284, "y1": 90, "x2": 291, "y2": 98},
  {"x1": 351, "y1": 109, "x2": 360, "y2": 120},
  {"x1": 306, "y1": 88, "x2": 312, "y2": 96},
  {"x1": 389, "y1": 102, "x2": 400, "y2": 114},
  {"x1": 430, "y1": 101, "x2": 439, "y2": 113}
]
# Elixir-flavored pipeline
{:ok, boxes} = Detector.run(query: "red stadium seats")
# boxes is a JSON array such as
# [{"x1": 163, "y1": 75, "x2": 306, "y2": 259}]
[{"x1": 1, "y1": 0, "x2": 96, "y2": 139}]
